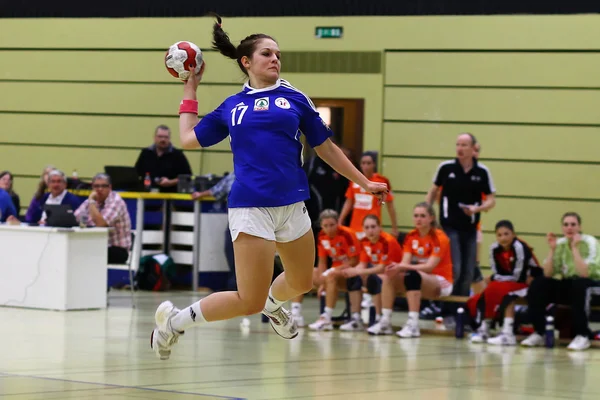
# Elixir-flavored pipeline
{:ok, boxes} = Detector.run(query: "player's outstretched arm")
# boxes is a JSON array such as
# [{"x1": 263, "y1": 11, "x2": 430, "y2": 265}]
[
  {"x1": 179, "y1": 64, "x2": 206, "y2": 149},
  {"x1": 314, "y1": 139, "x2": 388, "y2": 201}
]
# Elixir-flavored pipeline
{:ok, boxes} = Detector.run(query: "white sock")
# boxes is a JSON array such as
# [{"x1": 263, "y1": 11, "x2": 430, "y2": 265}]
[
  {"x1": 352, "y1": 312, "x2": 361, "y2": 321},
  {"x1": 480, "y1": 320, "x2": 489, "y2": 333},
  {"x1": 171, "y1": 300, "x2": 206, "y2": 332},
  {"x1": 382, "y1": 308, "x2": 393, "y2": 322},
  {"x1": 291, "y1": 302, "x2": 302, "y2": 314},
  {"x1": 265, "y1": 287, "x2": 285, "y2": 312},
  {"x1": 408, "y1": 311, "x2": 419, "y2": 324},
  {"x1": 503, "y1": 317, "x2": 514, "y2": 335},
  {"x1": 324, "y1": 307, "x2": 333, "y2": 320}
]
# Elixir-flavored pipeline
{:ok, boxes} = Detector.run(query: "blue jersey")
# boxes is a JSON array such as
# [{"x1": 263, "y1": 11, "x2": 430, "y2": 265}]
[
  {"x1": 0, "y1": 189, "x2": 16, "y2": 222},
  {"x1": 194, "y1": 79, "x2": 332, "y2": 208}
]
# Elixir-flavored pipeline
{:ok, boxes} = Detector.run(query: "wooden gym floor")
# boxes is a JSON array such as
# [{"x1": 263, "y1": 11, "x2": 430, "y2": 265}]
[{"x1": 1, "y1": 291, "x2": 599, "y2": 400}]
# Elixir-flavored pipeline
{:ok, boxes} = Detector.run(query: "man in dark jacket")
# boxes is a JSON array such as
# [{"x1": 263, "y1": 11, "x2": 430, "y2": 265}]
[{"x1": 134, "y1": 125, "x2": 192, "y2": 193}]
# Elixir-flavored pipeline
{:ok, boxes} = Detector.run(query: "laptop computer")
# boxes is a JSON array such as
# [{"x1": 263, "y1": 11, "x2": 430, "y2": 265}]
[
  {"x1": 104, "y1": 166, "x2": 145, "y2": 191},
  {"x1": 44, "y1": 204, "x2": 79, "y2": 228}
]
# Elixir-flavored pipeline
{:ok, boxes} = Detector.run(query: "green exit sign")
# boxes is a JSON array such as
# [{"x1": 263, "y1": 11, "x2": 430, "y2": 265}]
[{"x1": 315, "y1": 26, "x2": 343, "y2": 39}]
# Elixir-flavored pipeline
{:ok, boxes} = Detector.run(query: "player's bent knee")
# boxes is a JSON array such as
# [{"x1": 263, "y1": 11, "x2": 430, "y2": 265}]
[
  {"x1": 366, "y1": 275, "x2": 382, "y2": 295},
  {"x1": 346, "y1": 276, "x2": 362, "y2": 292},
  {"x1": 288, "y1": 277, "x2": 313, "y2": 294},
  {"x1": 248, "y1": 301, "x2": 267, "y2": 315},
  {"x1": 404, "y1": 270, "x2": 422, "y2": 291}
]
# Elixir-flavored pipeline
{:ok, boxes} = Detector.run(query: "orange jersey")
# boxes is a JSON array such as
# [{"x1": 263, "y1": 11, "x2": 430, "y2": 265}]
[
  {"x1": 403, "y1": 229, "x2": 453, "y2": 283},
  {"x1": 345, "y1": 173, "x2": 394, "y2": 232},
  {"x1": 317, "y1": 226, "x2": 361, "y2": 268},
  {"x1": 359, "y1": 231, "x2": 403, "y2": 265}
]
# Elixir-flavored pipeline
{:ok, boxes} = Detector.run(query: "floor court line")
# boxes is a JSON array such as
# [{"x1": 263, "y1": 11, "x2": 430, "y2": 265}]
[{"x1": 0, "y1": 371, "x2": 246, "y2": 400}]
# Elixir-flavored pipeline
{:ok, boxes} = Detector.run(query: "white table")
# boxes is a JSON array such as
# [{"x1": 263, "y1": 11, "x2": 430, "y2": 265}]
[{"x1": 0, "y1": 225, "x2": 109, "y2": 311}]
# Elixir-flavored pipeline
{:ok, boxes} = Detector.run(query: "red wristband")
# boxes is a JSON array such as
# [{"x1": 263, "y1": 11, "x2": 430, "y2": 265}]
[{"x1": 179, "y1": 99, "x2": 198, "y2": 115}]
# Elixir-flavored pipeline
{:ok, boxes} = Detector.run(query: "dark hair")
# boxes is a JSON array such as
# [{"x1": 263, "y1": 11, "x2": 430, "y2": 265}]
[
  {"x1": 155, "y1": 124, "x2": 170, "y2": 134},
  {"x1": 362, "y1": 214, "x2": 381, "y2": 227},
  {"x1": 210, "y1": 13, "x2": 276, "y2": 77},
  {"x1": 562, "y1": 212, "x2": 581, "y2": 225},
  {"x1": 0, "y1": 171, "x2": 14, "y2": 195},
  {"x1": 360, "y1": 151, "x2": 378, "y2": 172},
  {"x1": 495, "y1": 219, "x2": 515, "y2": 233}
]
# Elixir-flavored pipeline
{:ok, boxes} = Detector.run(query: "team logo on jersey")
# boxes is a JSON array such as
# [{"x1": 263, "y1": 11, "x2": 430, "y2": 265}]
[
  {"x1": 254, "y1": 97, "x2": 269, "y2": 111},
  {"x1": 418, "y1": 247, "x2": 424, "y2": 255},
  {"x1": 274, "y1": 97, "x2": 290, "y2": 109},
  {"x1": 412, "y1": 240, "x2": 419, "y2": 250},
  {"x1": 434, "y1": 247, "x2": 440, "y2": 253}
]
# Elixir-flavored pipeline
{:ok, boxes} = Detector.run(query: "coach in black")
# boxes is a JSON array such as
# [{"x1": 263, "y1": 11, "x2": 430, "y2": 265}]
[{"x1": 425, "y1": 133, "x2": 496, "y2": 299}]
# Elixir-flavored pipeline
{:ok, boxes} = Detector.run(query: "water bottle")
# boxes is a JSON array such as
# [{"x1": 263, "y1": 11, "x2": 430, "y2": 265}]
[
  {"x1": 545, "y1": 316, "x2": 555, "y2": 348},
  {"x1": 144, "y1": 173, "x2": 151, "y2": 191},
  {"x1": 79, "y1": 213, "x2": 88, "y2": 229},
  {"x1": 455, "y1": 307, "x2": 465, "y2": 339}
]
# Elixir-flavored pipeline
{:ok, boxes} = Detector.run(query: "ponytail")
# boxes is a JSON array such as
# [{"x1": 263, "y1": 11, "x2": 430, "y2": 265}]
[
  {"x1": 210, "y1": 13, "x2": 237, "y2": 60},
  {"x1": 208, "y1": 13, "x2": 276, "y2": 77}
]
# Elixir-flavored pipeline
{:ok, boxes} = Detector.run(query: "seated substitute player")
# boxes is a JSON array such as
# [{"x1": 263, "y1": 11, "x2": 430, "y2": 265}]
[
  {"x1": 467, "y1": 220, "x2": 540, "y2": 346},
  {"x1": 308, "y1": 209, "x2": 362, "y2": 331},
  {"x1": 342, "y1": 214, "x2": 403, "y2": 326},
  {"x1": 368, "y1": 202, "x2": 453, "y2": 337}
]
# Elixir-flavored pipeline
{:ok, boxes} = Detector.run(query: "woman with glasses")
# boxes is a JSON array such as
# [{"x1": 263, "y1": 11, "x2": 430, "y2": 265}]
[{"x1": 521, "y1": 212, "x2": 600, "y2": 351}]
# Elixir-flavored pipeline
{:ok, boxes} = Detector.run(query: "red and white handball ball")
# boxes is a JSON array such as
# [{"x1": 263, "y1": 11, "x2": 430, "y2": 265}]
[{"x1": 165, "y1": 41, "x2": 204, "y2": 80}]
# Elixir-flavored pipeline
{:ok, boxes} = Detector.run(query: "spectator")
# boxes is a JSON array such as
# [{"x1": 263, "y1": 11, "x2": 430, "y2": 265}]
[
  {"x1": 75, "y1": 173, "x2": 132, "y2": 264},
  {"x1": 308, "y1": 209, "x2": 362, "y2": 331},
  {"x1": 134, "y1": 124, "x2": 192, "y2": 193},
  {"x1": 467, "y1": 220, "x2": 540, "y2": 346},
  {"x1": 192, "y1": 172, "x2": 236, "y2": 290},
  {"x1": 26, "y1": 170, "x2": 81, "y2": 224},
  {"x1": 0, "y1": 171, "x2": 19, "y2": 216},
  {"x1": 339, "y1": 152, "x2": 398, "y2": 239},
  {"x1": 425, "y1": 133, "x2": 496, "y2": 308},
  {"x1": 0, "y1": 186, "x2": 17, "y2": 222},
  {"x1": 24, "y1": 165, "x2": 55, "y2": 223},
  {"x1": 521, "y1": 212, "x2": 600, "y2": 351},
  {"x1": 367, "y1": 202, "x2": 453, "y2": 337}
]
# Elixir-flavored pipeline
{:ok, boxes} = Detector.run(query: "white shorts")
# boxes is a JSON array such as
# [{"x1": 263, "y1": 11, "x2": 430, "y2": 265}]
[
  {"x1": 228, "y1": 201, "x2": 312, "y2": 243},
  {"x1": 436, "y1": 275, "x2": 453, "y2": 297}
]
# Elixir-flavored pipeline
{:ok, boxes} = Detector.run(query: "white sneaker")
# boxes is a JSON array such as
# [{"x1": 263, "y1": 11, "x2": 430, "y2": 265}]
[
  {"x1": 263, "y1": 306, "x2": 298, "y2": 339},
  {"x1": 150, "y1": 301, "x2": 183, "y2": 360},
  {"x1": 340, "y1": 318, "x2": 364, "y2": 332},
  {"x1": 367, "y1": 320, "x2": 394, "y2": 335},
  {"x1": 470, "y1": 332, "x2": 487, "y2": 343},
  {"x1": 520, "y1": 332, "x2": 544, "y2": 347},
  {"x1": 567, "y1": 335, "x2": 591, "y2": 351},
  {"x1": 308, "y1": 315, "x2": 333, "y2": 331},
  {"x1": 470, "y1": 326, "x2": 489, "y2": 343},
  {"x1": 293, "y1": 314, "x2": 305, "y2": 328},
  {"x1": 396, "y1": 323, "x2": 420, "y2": 338},
  {"x1": 487, "y1": 333, "x2": 517, "y2": 346}
]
